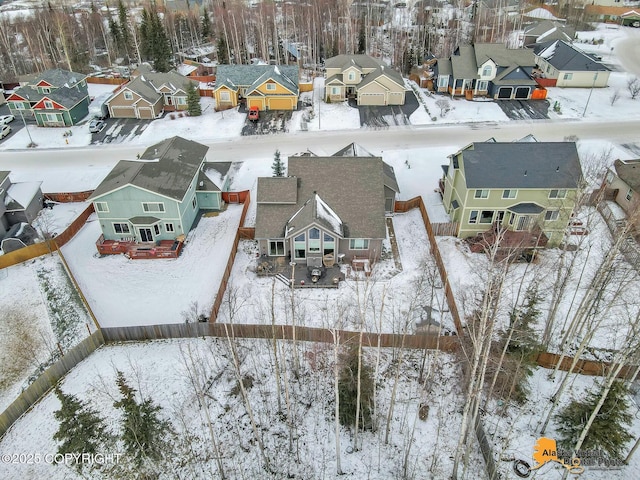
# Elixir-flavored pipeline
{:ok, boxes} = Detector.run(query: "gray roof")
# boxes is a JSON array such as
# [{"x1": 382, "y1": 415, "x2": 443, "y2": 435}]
[
  {"x1": 507, "y1": 202, "x2": 545, "y2": 214},
  {"x1": 286, "y1": 194, "x2": 344, "y2": 237},
  {"x1": 523, "y1": 20, "x2": 575, "y2": 41},
  {"x1": 119, "y1": 71, "x2": 197, "y2": 104},
  {"x1": 197, "y1": 170, "x2": 220, "y2": 192},
  {"x1": 435, "y1": 58, "x2": 452, "y2": 76},
  {"x1": 246, "y1": 65, "x2": 299, "y2": 95},
  {"x1": 33, "y1": 68, "x2": 86, "y2": 88},
  {"x1": 255, "y1": 155, "x2": 393, "y2": 239},
  {"x1": 535, "y1": 40, "x2": 610, "y2": 72},
  {"x1": 474, "y1": 43, "x2": 536, "y2": 68},
  {"x1": 89, "y1": 136, "x2": 209, "y2": 202},
  {"x1": 12, "y1": 84, "x2": 88, "y2": 109},
  {"x1": 129, "y1": 216, "x2": 161, "y2": 225},
  {"x1": 451, "y1": 45, "x2": 479, "y2": 80},
  {"x1": 614, "y1": 159, "x2": 640, "y2": 191},
  {"x1": 324, "y1": 54, "x2": 386, "y2": 70},
  {"x1": 215, "y1": 65, "x2": 299, "y2": 90},
  {"x1": 0, "y1": 171, "x2": 9, "y2": 184},
  {"x1": 491, "y1": 65, "x2": 537, "y2": 86},
  {"x1": 460, "y1": 142, "x2": 582, "y2": 189},
  {"x1": 332, "y1": 143, "x2": 374, "y2": 157},
  {"x1": 257, "y1": 177, "x2": 298, "y2": 203},
  {"x1": 357, "y1": 65, "x2": 405, "y2": 90}
]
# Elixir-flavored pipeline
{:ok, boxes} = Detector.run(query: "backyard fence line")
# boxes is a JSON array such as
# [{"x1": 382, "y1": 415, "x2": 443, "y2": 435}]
[
  {"x1": 44, "y1": 191, "x2": 93, "y2": 203},
  {"x1": 0, "y1": 330, "x2": 105, "y2": 440}
]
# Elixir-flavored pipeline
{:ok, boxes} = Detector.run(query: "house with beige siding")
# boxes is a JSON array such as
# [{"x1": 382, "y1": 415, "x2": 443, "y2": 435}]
[
  {"x1": 602, "y1": 159, "x2": 640, "y2": 235},
  {"x1": 105, "y1": 69, "x2": 198, "y2": 119},
  {"x1": 440, "y1": 138, "x2": 583, "y2": 252},
  {"x1": 324, "y1": 54, "x2": 406, "y2": 106},
  {"x1": 213, "y1": 65, "x2": 299, "y2": 111},
  {"x1": 534, "y1": 40, "x2": 610, "y2": 88}
]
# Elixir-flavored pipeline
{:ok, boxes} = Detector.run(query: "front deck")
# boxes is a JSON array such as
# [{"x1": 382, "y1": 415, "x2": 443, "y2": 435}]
[{"x1": 96, "y1": 235, "x2": 184, "y2": 259}]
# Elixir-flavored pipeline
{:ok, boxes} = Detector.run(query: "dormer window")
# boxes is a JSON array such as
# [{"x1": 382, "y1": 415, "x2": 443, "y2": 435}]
[
  {"x1": 482, "y1": 65, "x2": 492, "y2": 77},
  {"x1": 42, "y1": 87, "x2": 51, "y2": 93},
  {"x1": 44, "y1": 101, "x2": 53, "y2": 109},
  {"x1": 348, "y1": 71, "x2": 355, "y2": 81}
]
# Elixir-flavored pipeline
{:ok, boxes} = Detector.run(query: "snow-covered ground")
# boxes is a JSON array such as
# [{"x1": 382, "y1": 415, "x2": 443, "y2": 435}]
[{"x1": 61, "y1": 205, "x2": 244, "y2": 327}]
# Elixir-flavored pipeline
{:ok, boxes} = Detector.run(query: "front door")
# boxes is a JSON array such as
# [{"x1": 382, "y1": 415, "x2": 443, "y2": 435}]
[{"x1": 139, "y1": 227, "x2": 153, "y2": 242}]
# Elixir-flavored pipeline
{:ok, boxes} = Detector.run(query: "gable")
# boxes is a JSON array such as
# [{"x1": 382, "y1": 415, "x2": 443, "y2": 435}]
[
  {"x1": 35, "y1": 80, "x2": 53, "y2": 88},
  {"x1": 6, "y1": 92, "x2": 27, "y2": 102},
  {"x1": 254, "y1": 78, "x2": 296, "y2": 95},
  {"x1": 33, "y1": 97, "x2": 66, "y2": 110}
]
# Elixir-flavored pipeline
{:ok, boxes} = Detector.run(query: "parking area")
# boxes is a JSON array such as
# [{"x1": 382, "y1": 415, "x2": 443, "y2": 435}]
[
  {"x1": 89, "y1": 117, "x2": 149, "y2": 144},
  {"x1": 239, "y1": 104, "x2": 293, "y2": 136},
  {"x1": 349, "y1": 90, "x2": 420, "y2": 128},
  {"x1": 496, "y1": 99, "x2": 550, "y2": 120},
  {"x1": 0, "y1": 103, "x2": 31, "y2": 143}
]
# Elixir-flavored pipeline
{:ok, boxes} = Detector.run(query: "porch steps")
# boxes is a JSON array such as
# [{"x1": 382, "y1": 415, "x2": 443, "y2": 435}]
[{"x1": 275, "y1": 273, "x2": 292, "y2": 287}]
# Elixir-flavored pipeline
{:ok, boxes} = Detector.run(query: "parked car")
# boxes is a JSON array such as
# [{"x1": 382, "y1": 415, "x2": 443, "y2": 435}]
[
  {"x1": 0, "y1": 125, "x2": 11, "y2": 139},
  {"x1": 0, "y1": 115, "x2": 15, "y2": 125},
  {"x1": 633, "y1": 21, "x2": 640, "y2": 28},
  {"x1": 248, "y1": 106, "x2": 260, "y2": 122},
  {"x1": 88, "y1": 119, "x2": 106, "y2": 133}
]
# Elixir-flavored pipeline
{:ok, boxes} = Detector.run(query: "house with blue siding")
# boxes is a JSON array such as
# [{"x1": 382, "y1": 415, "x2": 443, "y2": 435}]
[{"x1": 88, "y1": 136, "x2": 228, "y2": 245}]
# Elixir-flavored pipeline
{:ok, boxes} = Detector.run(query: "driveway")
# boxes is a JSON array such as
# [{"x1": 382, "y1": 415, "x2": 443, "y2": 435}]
[
  {"x1": 349, "y1": 90, "x2": 420, "y2": 128},
  {"x1": 240, "y1": 104, "x2": 292, "y2": 136},
  {"x1": 496, "y1": 100, "x2": 550, "y2": 120},
  {"x1": 91, "y1": 117, "x2": 149, "y2": 144}
]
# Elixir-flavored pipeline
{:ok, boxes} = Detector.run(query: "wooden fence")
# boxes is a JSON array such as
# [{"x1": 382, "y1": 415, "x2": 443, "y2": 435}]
[
  {"x1": 0, "y1": 203, "x2": 94, "y2": 270},
  {"x1": 44, "y1": 191, "x2": 93, "y2": 203},
  {"x1": 86, "y1": 77, "x2": 127, "y2": 86},
  {"x1": 238, "y1": 227, "x2": 255, "y2": 239},
  {"x1": 535, "y1": 351, "x2": 639, "y2": 379},
  {"x1": 431, "y1": 222, "x2": 459, "y2": 236},
  {"x1": 0, "y1": 331, "x2": 105, "y2": 439}
]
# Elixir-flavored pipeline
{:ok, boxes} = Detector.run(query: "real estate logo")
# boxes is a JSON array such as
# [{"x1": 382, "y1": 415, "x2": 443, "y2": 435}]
[{"x1": 530, "y1": 437, "x2": 584, "y2": 475}]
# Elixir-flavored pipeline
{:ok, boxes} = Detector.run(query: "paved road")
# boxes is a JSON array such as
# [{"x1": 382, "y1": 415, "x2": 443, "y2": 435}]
[{"x1": 0, "y1": 118, "x2": 638, "y2": 189}]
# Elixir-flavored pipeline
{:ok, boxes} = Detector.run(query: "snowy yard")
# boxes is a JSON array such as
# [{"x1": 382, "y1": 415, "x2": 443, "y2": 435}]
[
  {"x1": 60, "y1": 205, "x2": 244, "y2": 327},
  {"x1": 0, "y1": 338, "x2": 485, "y2": 480}
]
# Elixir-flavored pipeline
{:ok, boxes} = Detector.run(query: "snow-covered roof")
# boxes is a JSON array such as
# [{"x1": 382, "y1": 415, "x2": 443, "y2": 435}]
[{"x1": 5, "y1": 181, "x2": 42, "y2": 211}]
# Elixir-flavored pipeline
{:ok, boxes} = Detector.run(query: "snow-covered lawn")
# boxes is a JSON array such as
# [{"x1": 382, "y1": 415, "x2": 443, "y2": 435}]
[
  {"x1": 32, "y1": 202, "x2": 89, "y2": 237},
  {"x1": 0, "y1": 254, "x2": 92, "y2": 412},
  {"x1": 61, "y1": 205, "x2": 244, "y2": 327},
  {"x1": 0, "y1": 338, "x2": 486, "y2": 480}
]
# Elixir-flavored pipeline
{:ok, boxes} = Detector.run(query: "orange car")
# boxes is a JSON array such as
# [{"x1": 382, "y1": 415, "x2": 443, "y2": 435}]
[{"x1": 248, "y1": 106, "x2": 259, "y2": 122}]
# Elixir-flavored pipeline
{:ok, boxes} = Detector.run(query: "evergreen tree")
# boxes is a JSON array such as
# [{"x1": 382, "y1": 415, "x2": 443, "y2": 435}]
[
  {"x1": 338, "y1": 344, "x2": 374, "y2": 430},
  {"x1": 186, "y1": 82, "x2": 201, "y2": 116},
  {"x1": 272, "y1": 150, "x2": 285, "y2": 177},
  {"x1": 149, "y1": 7, "x2": 172, "y2": 72},
  {"x1": 53, "y1": 386, "x2": 109, "y2": 472},
  {"x1": 357, "y1": 16, "x2": 366, "y2": 54},
  {"x1": 116, "y1": 0, "x2": 132, "y2": 60},
  {"x1": 555, "y1": 381, "x2": 633, "y2": 458},
  {"x1": 201, "y1": 7, "x2": 212, "y2": 42},
  {"x1": 139, "y1": 8, "x2": 152, "y2": 61},
  {"x1": 217, "y1": 35, "x2": 229, "y2": 64},
  {"x1": 113, "y1": 370, "x2": 173, "y2": 467}
]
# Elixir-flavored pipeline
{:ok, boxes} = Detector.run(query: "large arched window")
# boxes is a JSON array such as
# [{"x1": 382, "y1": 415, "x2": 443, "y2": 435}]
[
  {"x1": 308, "y1": 228, "x2": 320, "y2": 252},
  {"x1": 482, "y1": 65, "x2": 492, "y2": 77}
]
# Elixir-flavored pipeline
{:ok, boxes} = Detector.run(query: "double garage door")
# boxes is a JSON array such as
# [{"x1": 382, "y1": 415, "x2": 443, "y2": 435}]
[
  {"x1": 249, "y1": 97, "x2": 296, "y2": 111},
  {"x1": 109, "y1": 106, "x2": 156, "y2": 119},
  {"x1": 497, "y1": 87, "x2": 531, "y2": 100},
  {"x1": 358, "y1": 93, "x2": 385, "y2": 106}
]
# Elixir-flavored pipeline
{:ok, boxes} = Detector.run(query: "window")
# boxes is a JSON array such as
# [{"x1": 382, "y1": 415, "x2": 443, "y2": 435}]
[
  {"x1": 482, "y1": 65, "x2": 492, "y2": 77},
  {"x1": 16, "y1": 103, "x2": 25, "y2": 110},
  {"x1": 452, "y1": 157, "x2": 459, "y2": 169},
  {"x1": 269, "y1": 240, "x2": 285, "y2": 256},
  {"x1": 549, "y1": 189, "x2": 567, "y2": 199},
  {"x1": 46, "y1": 113, "x2": 59, "y2": 122},
  {"x1": 477, "y1": 80, "x2": 488, "y2": 91},
  {"x1": 153, "y1": 224, "x2": 160, "y2": 235},
  {"x1": 113, "y1": 223, "x2": 130, "y2": 234},
  {"x1": 294, "y1": 233, "x2": 306, "y2": 259},
  {"x1": 165, "y1": 223, "x2": 174, "y2": 232},
  {"x1": 474, "y1": 189, "x2": 489, "y2": 199},
  {"x1": 95, "y1": 202, "x2": 109, "y2": 213},
  {"x1": 220, "y1": 91, "x2": 231, "y2": 101},
  {"x1": 479, "y1": 210, "x2": 494, "y2": 224},
  {"x1": 142, "y1": 202, "x2": 165, "y2": 213},
  {"x1": 175, "y1": 97, "x2": 187, "y2": 105},
  {"x1": 626, "y1": 188, "x2": 633, "y2": 201},
  {"x1": 349, "y1": 239, "x2": 369, "y2": 250},
  {"x1": 348, "y1": 71, "x2": 355, "y2": 81},
  {"x1": 123, "y1": 91, "x2": 133, "y2": 100},
  {"x1": 438, "y1": 76, "x2": 448, "y2": 88},
  {"x1": 266, "y1": 83, "x2": 276, "y2": 91},
  {"x1": 469, "y1": 210, "x2": 478, "y2": 224},
  {"x1": 42, "y1": 87, "x2": 50, "y2": 93},
  {"x1": 563, "y1": 73, "x2": 573, "y2": 81},
  {"x1": 324, "y1": 233, "x2": 335, "y2": 255},
  {"x1": 331, "y1": 86, "x2": 340, "y2": 95},
  {"x1": 192, "y1": 197, "x2": 197, "y2": 209},
  {"x1": 308, "y1": 227, "x2": 320, "y2": 252},
  {"x1": 502, "y1": 189, "x2": 517, "y2": 199},
  {"x1": 44, "y1": 101, "x2": 53, "y2": 109},
  {"x1": 545, "y1": 210, "x2": 559, "y2": 221}
]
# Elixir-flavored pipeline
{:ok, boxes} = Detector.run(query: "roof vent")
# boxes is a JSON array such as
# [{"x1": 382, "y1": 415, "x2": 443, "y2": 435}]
[
  {"x1": 199, "y1": 181, "x2": 204, "y2": 187},
  {"x1": 524, "y1": 170, "x2": 527, "y2": 176},
  {"x1": 556, "y1": 166, "x2": 560, "y2": 172}
]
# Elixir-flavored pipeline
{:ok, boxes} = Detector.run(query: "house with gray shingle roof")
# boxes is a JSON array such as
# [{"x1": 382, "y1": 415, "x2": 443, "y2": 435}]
[
  {"x1": 0, "y1": 170, "x2": 43, "y2": 240},
  {"x1": 440, "y1": 137, "x2": 583, "y2": 247},
  {"x1": 434, "y1": 43, "x2": 543, "y2": 100},
  {"x1": 523, "y1": 20, "x2": 575, "y2": 47},
  {"x1": 602, "y1": 159, "x2": 640, "y2": 235},
  {"x1": 534, "y1": 40, "x2": 610, "y2": 88},
  {"x1": 255, "y1": 143, "x2": 399, "y2": 266},
  {"x1": 214, "y1": 65, "x2": 299, "y2": 111},
  {"x1": 105, "y1": 68, "x2": 199, "y2": 119},
  {"x1": 88, "y1": 136, "x2": 229, "y2": 245},
  {"x1": 6, "y1": 68, "x2": 89, "y2": 126},
  {"x1": 324, "y1": 54, "x2": 407, "y2": 106}
]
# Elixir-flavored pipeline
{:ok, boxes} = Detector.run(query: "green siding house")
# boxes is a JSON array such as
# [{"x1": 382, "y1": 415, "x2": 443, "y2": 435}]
[
  {"x1": 88, "y1": 136, "x2": 227, "y2": 244},
  {"x1": 441, "y1": 138, "x2": 583, "y2": 248},
  {"x1": 6, "y1": 69, "x2": 90, "y2": 127}
]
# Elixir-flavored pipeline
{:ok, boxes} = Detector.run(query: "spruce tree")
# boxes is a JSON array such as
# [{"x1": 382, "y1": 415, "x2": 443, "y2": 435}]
[
  {"x1": 555, "y1": 381, "x2": 633, "y2": 458},
  {"x1": 116, "y1": 0, "x2": 132, "y2": 60},
  {"x1": 149, "y1": 8, "x2": 172, "y2": 72},
  {"x1": 357, "y1": 16, "x2": 366, "y2": 54},
  {"x1": 53, "y1": 386, "x2": 109, "y2": 471},
  {"x1": 186, "y1": 82, "x2": 201, "y2": 116},
  {"x1": 272, "y1": 150, "x2": 285, "y2": 177},
  {"x1": 201, "y1": 7, "x2": 212, "y2": 42},
  {"x1": 113, "y1": 370, "x2": 173, "y2": 467},
  {"x1": 217, "y1": 36, "x2": 229, "y2": 64},
  {"x1": 338, "y1": 344, "x2": 374, "y2": 430}
]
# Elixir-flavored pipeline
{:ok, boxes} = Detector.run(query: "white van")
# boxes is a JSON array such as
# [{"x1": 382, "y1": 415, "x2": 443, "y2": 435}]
[{"x1": 0, "y1": 125, "x2": 10, "y2": 139}]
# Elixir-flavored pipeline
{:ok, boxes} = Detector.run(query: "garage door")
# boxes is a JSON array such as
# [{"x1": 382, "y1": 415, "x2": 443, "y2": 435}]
[
  {"x1": 358, "y1": 93, "x2": 385, "y2": 106},
  {"x1": 267, "y1": 97, "x2": 294, "y2": 110},
  {"x1": 388, "y1": 92, "x2": 404, "y2": 105},
  {"x1": 515, "y1": 87, "x2": 530, "y2": 99},
  {"x1": 248, "y1": 98, "x2": 265, "y2": 111},
  {"x1": 138, "y1": 108, "x2": 154, "y2": 119},
  {"x1": 110, "y1": 106, "x2": 136, "y2": 118},
  {"x1": 497, "y1": 87, "x2": 513, "y2": 99}
]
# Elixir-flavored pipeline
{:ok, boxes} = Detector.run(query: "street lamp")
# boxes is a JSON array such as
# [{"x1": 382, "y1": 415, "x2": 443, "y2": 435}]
[
  {"x1": 18, "y1": 109, "x2": 35, "y2": 147},
  {"x1": 582, "y1": 71, "x2": 598, "y2": 118}
]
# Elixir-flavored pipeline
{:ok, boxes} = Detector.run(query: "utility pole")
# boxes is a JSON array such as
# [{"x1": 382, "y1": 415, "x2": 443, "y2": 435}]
[{"x1": 582, "y1": 71, "x2": 598, "y2": 118}]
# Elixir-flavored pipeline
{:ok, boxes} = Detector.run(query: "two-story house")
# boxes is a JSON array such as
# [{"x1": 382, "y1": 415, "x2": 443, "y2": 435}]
[
  {"x1": 213, "y1": 64, "x2": 299, "y2": 111},
  {"x1": 6, "y1": 69, "x2": 89, "y2": 126},
  {"x1": 601, "y1": 159, "x2": 640, "y2": 235},
  {"x1": 0, "y1": 171, "x2": 43, "y2": 252},
  {"x1": 255, "y1": 143, "x2": 399, "y2": 267},
  {"x1": 534, "y1": 40, "x2": 610, "y2": 88},
  {"x1": 324, "y1": 54, "x2": 407, "y2": 106},
  {"x1": 88, "y1": 136, "x2": 229, "y2": 252},
  {"x1": 440, "y1": 138, "x2": 583, "y2": 250}
]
